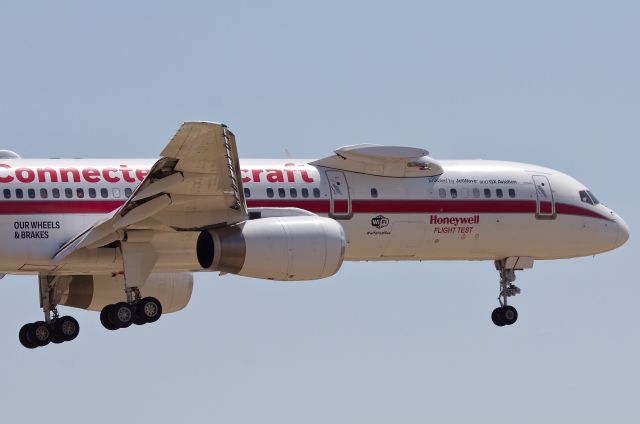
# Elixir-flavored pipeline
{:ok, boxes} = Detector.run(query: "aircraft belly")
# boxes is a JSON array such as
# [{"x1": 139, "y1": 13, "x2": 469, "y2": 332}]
[{"x1": 342, "y1": 212, "x2": 600, "y2": 261}]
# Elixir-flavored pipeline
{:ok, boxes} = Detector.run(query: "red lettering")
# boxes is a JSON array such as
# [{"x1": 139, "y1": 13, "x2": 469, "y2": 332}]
[
  {"x1": 0, "y1": 164, "x2": 14, "y2": 183},
  {"x1": 283, "y1": 164, "x2": 296, "y2": 183},
  {"x1": 15, "y1": 168, "x2": 35, "y2": 183},
  {"x1": 135, "y1": 169, "x2": 149, "y2": 181},
  {"x1": 82, "y1": 168, "x2": 100, "y2": 183},
  {"x1": 60, "y1": 168, "x2": 81, "y2": 183},
  {"x1": 37, "y1": 168, "x2": 59, "y2": 183},
  {"x1": 251, "y1": 169, "x2": 264, "y2": 182},
  {"x1": 300, "y1": 169, "x2": 314, "y2": 183},
  {"x1": 120, "y1": 165, "x2": 135, "y2": 182},
  {"x1": 265, "y1": 169, "x2": 284, "y2": 183},
  {"x1": 102, "y1": 168, "x2": 120, "y2": 183},
  {"x1": 241, "y1": 169, "x2": 250, "y2": 184}
]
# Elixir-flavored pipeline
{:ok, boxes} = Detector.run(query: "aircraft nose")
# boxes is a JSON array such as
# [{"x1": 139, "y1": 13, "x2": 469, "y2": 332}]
[{"x1": 616, "y1": 216, "x2": 630, "y2": 248}]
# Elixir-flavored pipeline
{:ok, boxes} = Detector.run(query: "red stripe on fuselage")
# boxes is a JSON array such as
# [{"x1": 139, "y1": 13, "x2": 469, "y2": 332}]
[{"x1": 0, "y1": 199, "x2": 610, "y2": 220}]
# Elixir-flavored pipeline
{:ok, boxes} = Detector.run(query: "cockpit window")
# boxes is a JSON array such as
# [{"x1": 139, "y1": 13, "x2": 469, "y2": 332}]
[
  {"x1": 579, "y1": 190, "x2": 600, "y2": 205},
  {"x1": 587, "y1": 191, "x2": 600, "y2": 205}
]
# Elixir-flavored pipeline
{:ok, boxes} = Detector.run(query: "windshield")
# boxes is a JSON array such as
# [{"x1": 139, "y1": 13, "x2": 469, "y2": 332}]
[{"x1": 579, "y1": 190, "x2": 600, "y2": 205}]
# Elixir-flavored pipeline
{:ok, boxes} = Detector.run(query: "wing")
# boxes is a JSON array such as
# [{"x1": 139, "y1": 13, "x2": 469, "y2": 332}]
[{"x1": 55, "y1": 122, "x2": 247, "y2": 260}]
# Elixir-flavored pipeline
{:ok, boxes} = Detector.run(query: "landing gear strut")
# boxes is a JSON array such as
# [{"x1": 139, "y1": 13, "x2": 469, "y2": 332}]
[
  {"x1": 100, "y1": 241, "x2": 163, "y2": 331},
  {"x1": 19, "y1": 276, "x2": 80, "y2": 349},
  {"x1": 100, "y1": 287, "x2": 162, "y2": 331},
  {"x1": 491, "y1": 259, "x2": 521, "y2": 327}
]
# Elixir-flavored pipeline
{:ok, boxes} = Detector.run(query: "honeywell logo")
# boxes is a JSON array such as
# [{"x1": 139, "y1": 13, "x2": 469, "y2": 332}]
[{"x1": 430, "y1": 215, "x2": 480, "y2": 226}]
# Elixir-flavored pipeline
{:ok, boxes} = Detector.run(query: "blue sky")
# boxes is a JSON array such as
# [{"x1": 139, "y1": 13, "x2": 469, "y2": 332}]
[{"x1": 0, "y1": 1, "x2": 638, "y2": 423}]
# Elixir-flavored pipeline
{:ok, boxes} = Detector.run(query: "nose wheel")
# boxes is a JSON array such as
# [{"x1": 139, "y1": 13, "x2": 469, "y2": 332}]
[
  {"x1": 491, "y1": 259, "x2": 522, "y2": 327},
  {"x1": 491, "y1": 305, "x2": 518, "y2": 326}
]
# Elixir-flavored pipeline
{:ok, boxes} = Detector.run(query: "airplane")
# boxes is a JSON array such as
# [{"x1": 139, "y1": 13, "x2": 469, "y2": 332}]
[{"x1": 0, "y1": 122, "x2": 628, "y2": 349}]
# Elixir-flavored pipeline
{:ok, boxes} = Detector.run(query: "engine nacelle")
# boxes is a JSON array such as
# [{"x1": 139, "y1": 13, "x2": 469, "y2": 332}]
[
  {"x1": 197, "y1": 216, "x2": 346, "y2": 281},
  {"x1": 58, "y1": 272, "x2": 193, "y2": 313}
]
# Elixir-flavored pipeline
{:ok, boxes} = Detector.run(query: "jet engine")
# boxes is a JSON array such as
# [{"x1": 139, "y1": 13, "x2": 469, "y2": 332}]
[
  {"x1": 56, "y1": 272, "x2": 193, "y2": 313},
  {"x1": 197, "y1": 216, "x2": 346, "y2": 281}
]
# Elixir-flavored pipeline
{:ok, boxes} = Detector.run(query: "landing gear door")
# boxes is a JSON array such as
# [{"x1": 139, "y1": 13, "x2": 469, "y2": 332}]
[
  {"x1": 532, "y1": 175, "x2": 556, "y2": 219},
  {"x1": 326, "y1": 170, "x2": 352, "y2": 219}
]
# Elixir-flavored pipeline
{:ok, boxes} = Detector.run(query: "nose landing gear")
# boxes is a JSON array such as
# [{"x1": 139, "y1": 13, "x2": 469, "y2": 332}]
[{"x1": 491, "y1": 259, "x2": 526, "y2": 327}]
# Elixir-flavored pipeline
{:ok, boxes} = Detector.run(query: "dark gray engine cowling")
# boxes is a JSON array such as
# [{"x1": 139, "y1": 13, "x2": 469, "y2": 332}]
[{"x1": 197, "y1": 216, "x2": 346, "y2": 281}]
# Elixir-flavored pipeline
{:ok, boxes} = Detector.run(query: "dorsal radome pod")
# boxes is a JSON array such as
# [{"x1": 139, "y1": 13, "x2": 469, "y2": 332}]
[
  {"x1": 0, "y1": 150, "x2": 21, "y2": 159},
  {"x1": 310, "y1": 144, "x2": 443, "y2": 177}
]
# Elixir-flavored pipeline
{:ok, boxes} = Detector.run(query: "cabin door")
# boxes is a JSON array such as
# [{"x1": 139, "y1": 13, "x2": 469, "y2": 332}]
[
  {"x1": 532, "y1": 175, "x2": 556, "y2": 219},
  {"x1": 326, "y1": 170, "x2": 352, "y2": 219}
]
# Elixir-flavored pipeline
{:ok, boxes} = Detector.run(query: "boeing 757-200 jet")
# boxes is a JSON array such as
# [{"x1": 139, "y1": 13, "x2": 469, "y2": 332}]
[{"x1": 0, "y1": 122, "x2": 628, "y2": 348}]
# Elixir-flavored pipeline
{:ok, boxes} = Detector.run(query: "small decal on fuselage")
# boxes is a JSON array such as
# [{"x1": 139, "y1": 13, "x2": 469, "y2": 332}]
[
  {"x1": 430, "y1": 215, "x2": 479, "y2": 236},
  {"x1": 371, "y1": 215, "x2": 389, "y2": 229},
  {"x1": 13, "y1": 220, "x2": 61, "y2": 239}
]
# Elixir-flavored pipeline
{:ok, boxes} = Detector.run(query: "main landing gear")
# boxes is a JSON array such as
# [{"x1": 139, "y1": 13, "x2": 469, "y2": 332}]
[
  {"x1": 19, "y1": 276, "x2": 80, "y2": 349},
  {"x1": 99, "y1": 287, "x2": 162, "y2": 330},
  {"x1": 491, "y1": 259, "x2": 522, "y2": 327}
]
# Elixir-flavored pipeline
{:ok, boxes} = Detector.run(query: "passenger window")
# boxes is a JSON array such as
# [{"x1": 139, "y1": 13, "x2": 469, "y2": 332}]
[
  {"x1": 484, "y1": 189, "x2": 491, "y2": 198},
  {"x1": 371, "y1": 188, "x2": 378, "y2": 198},
  {"x1": 52, "y1": 188, "x2": 60, "y2": 199},
  {"x1": 124, "y1": 188, "x2": 133, "y2": 198},
  {"x1": 3, "y1": 189, "x2": 11, "y2": 199},
  {"x1": 100, "y1": 188, "x2": 108, "y2": 198},
  {"x1": 301, "y1": 188, "x2": 309, "y2": 198},
  {"x1": 290, "y1": 188, "x2": 297, "y2": 198},
  {"x1": 16, "y1": 188, "x2": 23, "y2": 199},
  {"x1": 88, "y1": 188, "x2": 97, "y2": 198},
  {"x1": 40, "y1": 188, "x2": 48, "y2": 199},
  {"x1": 243, "y1": 187, "x2": 251, "y2": 198},
  {"x1": 65, "y1": 188, "x2": 73, "y2": 198},
  {"x1": 313, "y1": 188, "x2": 321, "y2": 198},
  {"x1": 508, "y1": 188, "x2": 516, "y2": 198},
  {"x1": 28, "y1": 189, "x2": 36, "y2": 199},
  {"x1": 438, "y1": 188, "x2": 446, "y2": 198},
  {"x1": 450, "y1": 189, "x2": 458, "y2": 199},
  {"x1": 472, "y1": 188, "x2": 480, "y2": 198},
  {"x1": 77, "y1": 188, "x2": 85, "y2": 199},
  {"x1": 496, "y1": 189, "x2": 503, "y2": 198},
  {"x1": 278, "y1": 188, "x2": 285, "y2": 198},
  {"x1": 112, "y1": 188, "x2": 121, "y2": 198},
  {"x1": 266, "y1": 188, "x2": 274, "y2": 198}
]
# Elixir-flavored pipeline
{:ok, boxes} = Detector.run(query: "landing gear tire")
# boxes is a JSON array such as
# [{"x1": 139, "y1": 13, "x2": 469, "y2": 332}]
[
  {"x1": 501, "y1": 306, "x2": 518, "y2": 325},
  {"x1": 55, "y1": 316, "x2": 80, "y2": 341},
  {"x1": 491, "y1": 306, "x2": 518, "y2": 327},
  {"x1": 19, "y1": 324, "x2": 37, "y2": 349},
  {"x1": 491, "y1": 308, "x2": 506, "y2": 327},
  {"x1": 137, "y1": 297, "x2": 162, "y2": 324},
  {"x1": 100, "y1": 306, "x2": 119, "y2": 330},
  {"x1": 50, "y1": 334, "x2": 65, "y2": 344},
  {"x1": 107, "y1": 302, "x2": 134, "y2": 329},
  {"x1": 133, "y1": 314, "x2": 146, "y2": 326},
  {"x1": 27, "y1": 321, "x2": 51, "y2": 347}
]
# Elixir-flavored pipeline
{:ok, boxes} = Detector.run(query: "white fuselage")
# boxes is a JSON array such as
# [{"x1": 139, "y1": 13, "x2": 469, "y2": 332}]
[{"x1": 0, "y1": 158, "x2": 628, "y2": 275}]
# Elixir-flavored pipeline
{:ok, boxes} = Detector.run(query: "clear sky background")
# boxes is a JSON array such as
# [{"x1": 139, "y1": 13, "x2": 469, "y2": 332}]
[{"x1": 0, "y1": 1, "x2": 637, "y2": 423}]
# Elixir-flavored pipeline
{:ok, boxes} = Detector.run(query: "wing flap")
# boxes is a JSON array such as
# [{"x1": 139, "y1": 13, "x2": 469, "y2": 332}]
[{"x1": 54, "y1": 121, "x2": 247, "y2": 263}]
